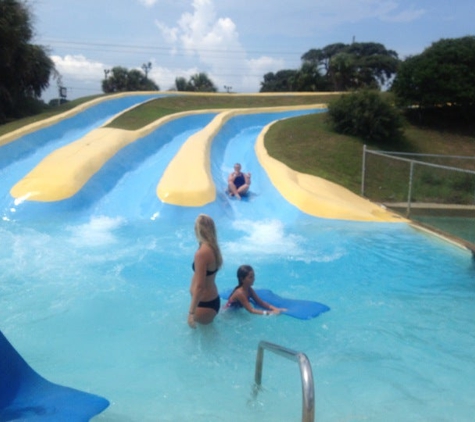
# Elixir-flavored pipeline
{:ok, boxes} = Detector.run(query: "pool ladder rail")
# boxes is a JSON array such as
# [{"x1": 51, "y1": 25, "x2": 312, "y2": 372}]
[{"x1": 254, "y1": 340, "x2": 315, "y2": 422}]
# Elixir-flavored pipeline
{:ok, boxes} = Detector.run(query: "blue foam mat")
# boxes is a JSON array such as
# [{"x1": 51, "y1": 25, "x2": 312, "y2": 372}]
[
  {"x1": 0, "y1": 330, "x2": 109, "y2": 421},
  {"x1": 220, "y1": 288, "x2": 330, "y2": 320}
]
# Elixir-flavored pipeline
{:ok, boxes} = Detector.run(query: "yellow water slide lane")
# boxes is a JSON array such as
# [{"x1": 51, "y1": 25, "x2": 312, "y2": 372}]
[
  {"x1": 9, "y1": 98, "x2": 406, "y2": 222},
  {"x1": 10, "y1": 128, "x2": 136, "y2": 201},
  {"x1": 157, "y1": 104, "x2": 405, "y2": 222},
  {"x1": 10, "y1": 109, "x2": 213, "y2": 202},
  {"x1": 157, "y1": 110, "x2": 233, "y2": 206},
  {"x1": 255, "y1": 121, "x2": 407, "y2": 222},
  {"x1": 0, "y1": 92, "x2": 159, "y2": 147},
  {"x1": 156, "y1": 105, "x2": 325, "y2": 207}
]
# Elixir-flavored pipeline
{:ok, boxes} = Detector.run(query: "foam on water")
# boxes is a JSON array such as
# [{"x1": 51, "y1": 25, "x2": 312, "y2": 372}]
[
  {"x1": 67, "y1": 216, "x2": 126, "y2": 247},
  {"x1": 226, "y1": 218, "x2": 344, "y2": 264}
]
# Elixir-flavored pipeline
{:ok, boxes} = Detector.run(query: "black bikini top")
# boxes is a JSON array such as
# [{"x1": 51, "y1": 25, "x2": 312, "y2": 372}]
[{"x1": 192, "y1": 262, "x2": 218, "y2": 276}]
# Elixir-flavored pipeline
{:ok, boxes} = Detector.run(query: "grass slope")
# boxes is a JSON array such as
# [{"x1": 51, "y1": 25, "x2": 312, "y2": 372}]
[{"x1": 106, "y1": 93, "x2": 338, "y2": 130}]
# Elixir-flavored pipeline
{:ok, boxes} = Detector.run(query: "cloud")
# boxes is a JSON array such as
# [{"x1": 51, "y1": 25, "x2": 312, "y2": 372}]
[
  {"x1": 51, "y1": 54, "x2": 105, "y2": 82},
  {"x1": 137, "y1": 0, "x2": 158, "y2": 7},
  {"x1": 338, "y1": 0, "x2": 425, "y2": 22},
  {"x1": 243, "y1": 56, "x2": 285, "y2": 92},
  {"x1": 381, "y1": 6, "x2": 426, "y2": 23},
  {"x1": 148, "y1": 63, "x2": 200, "y2": 91},
  {"x1": 155, "y1": 0, "x2": 285, "y2": 92},
  {"x1": 160, "y1": 0, "x2": 243, "y2": 58},
  {"x1": 155, "y1": 21, "x2": 179, "y2": 44},
  {"x1": 316, "y1": 0, "x2": 425, "y2": 25}
]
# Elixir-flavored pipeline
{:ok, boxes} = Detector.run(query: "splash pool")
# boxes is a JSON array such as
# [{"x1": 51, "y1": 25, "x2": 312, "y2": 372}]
[{"x1": 1, "y1": 96, "x2": 474, "y2": 421}]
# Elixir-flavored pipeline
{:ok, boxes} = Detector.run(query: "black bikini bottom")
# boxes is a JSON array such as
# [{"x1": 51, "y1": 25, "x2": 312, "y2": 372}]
[{"x1": 197, "y1": 296, "x2": 220, "y2": 313}]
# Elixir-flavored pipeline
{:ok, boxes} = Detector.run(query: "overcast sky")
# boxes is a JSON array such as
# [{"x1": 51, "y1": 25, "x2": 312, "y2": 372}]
[{"x1": 32, "y1": 0, "x2": 475, "y2": 101}]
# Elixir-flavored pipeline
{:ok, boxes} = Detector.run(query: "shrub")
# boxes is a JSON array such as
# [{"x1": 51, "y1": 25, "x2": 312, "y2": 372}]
[{"x1": 327, "y1": 90, "x2": 404, "y2": 144}]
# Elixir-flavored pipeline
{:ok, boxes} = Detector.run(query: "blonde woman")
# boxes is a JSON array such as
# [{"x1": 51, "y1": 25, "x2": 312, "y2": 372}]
[{"x1": 188, "y1": 214, "x2": 223, "y2": 328}]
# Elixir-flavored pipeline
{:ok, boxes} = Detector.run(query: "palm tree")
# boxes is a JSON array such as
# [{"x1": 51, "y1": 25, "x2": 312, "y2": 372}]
[
  {"x1": 187, "y1": 72, "x2": 217, "y2": 92},
  {"x1": 174, "y1": 77, "x2": 188, "y2": 91}
]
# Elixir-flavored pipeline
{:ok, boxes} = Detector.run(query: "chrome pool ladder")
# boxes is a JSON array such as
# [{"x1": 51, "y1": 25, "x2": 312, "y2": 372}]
[{"x1": 254, "y1": 340, "x2": 315, "y2": 422}]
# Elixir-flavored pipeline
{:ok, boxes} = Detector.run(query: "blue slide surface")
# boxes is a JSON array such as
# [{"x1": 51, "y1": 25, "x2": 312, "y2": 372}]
[{"x1": 0, "y1": 330, "x2": 109, "y2": 421}]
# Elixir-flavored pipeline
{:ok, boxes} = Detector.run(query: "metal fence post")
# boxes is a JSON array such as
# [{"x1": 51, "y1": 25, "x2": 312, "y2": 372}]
[
  {"x1": 361, "y1": 144, "x2": 367, "y2": 196},
  {"x1": 407, "y1": 160, "x2": 414, "y2": 217}
]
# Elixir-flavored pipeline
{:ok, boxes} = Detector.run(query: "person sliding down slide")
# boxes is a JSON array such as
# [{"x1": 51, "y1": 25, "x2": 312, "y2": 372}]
[
  {"x1": 225, "y1": 265, "x2": 286, "y2": 315},
  {"x1": 227, "y1": 163, "x2": 251, "y2": 200}
]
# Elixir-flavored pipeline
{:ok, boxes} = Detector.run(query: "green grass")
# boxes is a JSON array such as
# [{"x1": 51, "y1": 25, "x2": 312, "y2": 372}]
[
  {"x1": 265, "y1": 113, "x2": 365, "y2": 192},
  {"x1": 0, "y1": 95, "x2": 103, "y2": 137},
  {"x1": 265, "y1": 112, "x2": 475, "y2": 202},
  {"x1": 106, "y1": 93, "x2": 337, "y2": 130}
]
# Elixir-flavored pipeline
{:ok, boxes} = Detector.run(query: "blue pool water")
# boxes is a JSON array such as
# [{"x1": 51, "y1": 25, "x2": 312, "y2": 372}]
[{"x1": 0, "y1": 97, "x2": 474, "y2": 421}]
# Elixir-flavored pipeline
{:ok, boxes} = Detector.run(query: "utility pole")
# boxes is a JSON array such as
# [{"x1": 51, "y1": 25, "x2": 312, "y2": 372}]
[
  {"x1": 142, "y1": 62, "x2": 152, "y2": 78},
  {"x1": 56, "y1": 74, "x2": 67, "y2": 105}
]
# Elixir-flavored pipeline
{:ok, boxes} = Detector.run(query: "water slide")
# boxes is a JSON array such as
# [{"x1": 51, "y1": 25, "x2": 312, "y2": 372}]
[
  {"x1": 0, "y1": 329, "x2": 109, "y2": 421},
  {"x1": 0, "y1": 93, "x2": 404, "y2": 224},
  {"x1": 0, "y1": 93, "x2": 406, "y2": 419}
]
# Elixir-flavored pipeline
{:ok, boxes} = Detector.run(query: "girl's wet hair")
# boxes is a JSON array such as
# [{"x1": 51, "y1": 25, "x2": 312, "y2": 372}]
[
  {"x1": 236, "y1": 264, "x2": 254, "y2": 285},
  {"x1": 230, "y1": 265, "x2": 254, "y2": 295}
]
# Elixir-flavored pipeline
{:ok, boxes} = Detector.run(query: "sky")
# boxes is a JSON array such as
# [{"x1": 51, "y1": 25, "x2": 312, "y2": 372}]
[{"x1": 31, "y1": 0, "x2": 475, "y2": 101}]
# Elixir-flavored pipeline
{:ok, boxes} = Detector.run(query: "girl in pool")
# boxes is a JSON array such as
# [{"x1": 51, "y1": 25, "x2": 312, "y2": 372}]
[
  {"x1": 188, "y1": 214, "x2": 223, "y2": 328},
  {"x1": 225, "y1": 265, "x2": 286, "y2": 315}
]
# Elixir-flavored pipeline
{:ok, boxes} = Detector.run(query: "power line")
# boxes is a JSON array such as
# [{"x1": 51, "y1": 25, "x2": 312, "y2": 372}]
[{"x1": 38, "y1": 38, "x2": 303, "y2": 58}]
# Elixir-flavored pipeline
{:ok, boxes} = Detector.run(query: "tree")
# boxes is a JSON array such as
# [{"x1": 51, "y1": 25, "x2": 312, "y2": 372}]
[
  {"x1": 327, "y1": 90, "x2": 404, "y2": 144},
  {"x1": 391, "y1": 36, "x2": 475, "y2": 109},
  {"x1": 259, "y1": 42, "x2": 399, "y2": 93},
  {"x1": 260, "y1": 64, "x2": 329, "y2": 92},
  {"x1": 260, "y1": 69, "x2": 299, "y2": 92},
  {"x1": 172, "y1": 72, "x2": 217, "y2": 92},
  {"x1": 300, "y1": 42, "x2": 399, "y2": 91},
  {"x1": 301, "y1": 43, "x2": 348, "y2": 90},
  {"x1": 0, "y1": 0, "x2": 55, "y2": 122},
  {"x1": 174, "y1": 77, "x2": 188, "y2": 91},
  {"x1": 293, "y1": 62, "x2": 329, "y2": 91},
  {"x1": 102, "y1": 65, "x2": 159, "y2": 93},
  {"x1": 187, "y1": 72, "x2": 217, "y2": 92}
]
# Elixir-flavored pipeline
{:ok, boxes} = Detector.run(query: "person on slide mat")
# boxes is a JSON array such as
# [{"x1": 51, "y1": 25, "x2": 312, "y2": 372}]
[
  {"x1": 225, "y1": 265, "x2": 286, "y2": 315},
  {"x1": 227, "y1": 163, "x2": 251, "y2": 200}
]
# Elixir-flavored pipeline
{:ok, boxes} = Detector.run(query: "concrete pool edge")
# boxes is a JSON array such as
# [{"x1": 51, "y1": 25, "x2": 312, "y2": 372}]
[{"x1": 408, "y1": 219, "x2": 475, "y2": 254}]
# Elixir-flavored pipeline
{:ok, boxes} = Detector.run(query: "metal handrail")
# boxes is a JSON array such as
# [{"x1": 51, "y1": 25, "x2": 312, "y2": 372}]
[
  {"x1": 361, "y1": 145, "x2": 475, "y2": 214},
  {"x1": 254, "y1": 340, "x2": 315, "y2": 422}
]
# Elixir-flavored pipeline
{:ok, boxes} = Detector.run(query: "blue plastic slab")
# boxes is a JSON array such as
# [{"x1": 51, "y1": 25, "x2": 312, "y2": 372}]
[{"x1": 221, "y1": 288, "x2": 330, "y2": 320}]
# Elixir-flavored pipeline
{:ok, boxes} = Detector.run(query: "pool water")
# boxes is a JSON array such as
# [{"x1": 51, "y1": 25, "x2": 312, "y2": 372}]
[
  {"x1": 1, "y1": 216, "x2": 474, "y2": 422},
  {"x1": 1, "y1": 96, "x2": 474, "y2": 421}
]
